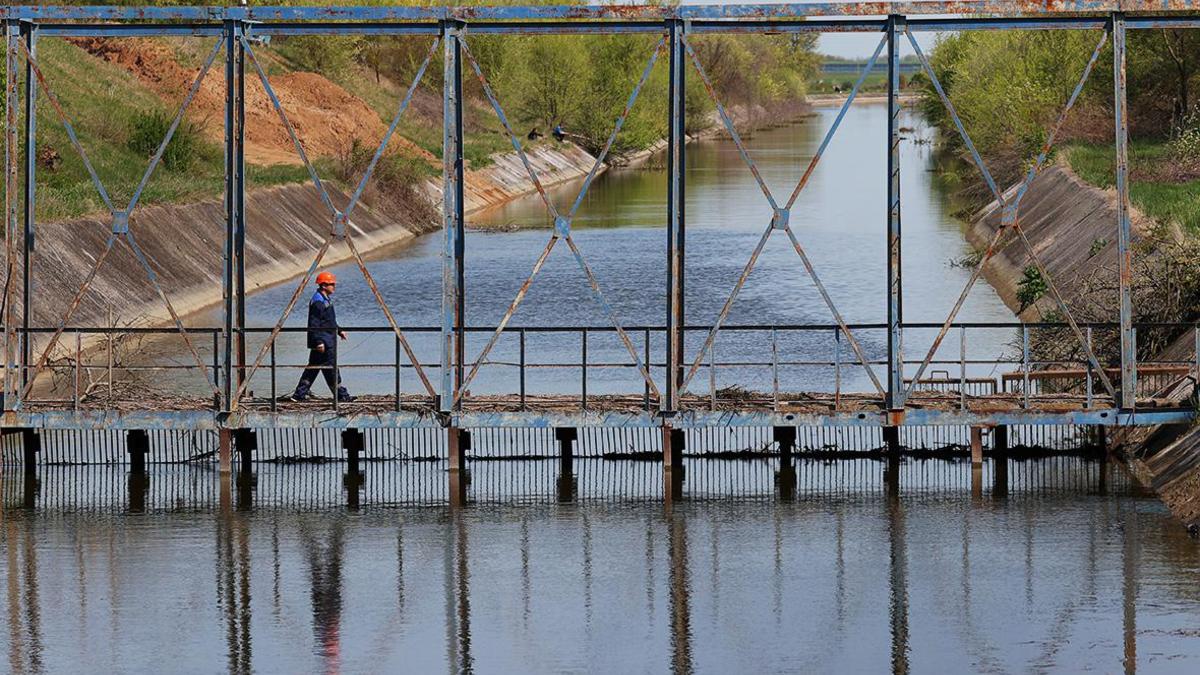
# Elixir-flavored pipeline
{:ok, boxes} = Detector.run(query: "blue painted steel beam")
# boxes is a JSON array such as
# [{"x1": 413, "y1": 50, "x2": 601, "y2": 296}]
[
  {"x1": 34, "y1": 24, "x2": 223, "y2": 37},
  {"x1": 4, "y1": 408, "x2": 1192, "y2": 431},
  {"x1": 1114, "y1": 14, "x2": 1136, "y2": 409},
  {"x1": 21, "y1": 24, "x2": 35, "y2": 397},
  {"x1": 5, "y1": 3, "x2": 1200, "y2": 22},
  {"x1": 886, "y1": 15, "x2": 904, "y2": 412}
]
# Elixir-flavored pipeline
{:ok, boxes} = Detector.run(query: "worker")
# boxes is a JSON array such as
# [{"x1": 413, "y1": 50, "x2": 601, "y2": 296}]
[
  {"x1": 527, "y1": 126, "x2": 543, "y2": 141},
  {"x1": 552, "y1": 122, "x2": 565, "y2": 142},
  {"x1": 290, "y1": 271, "x2": 355, "y2": 402}
]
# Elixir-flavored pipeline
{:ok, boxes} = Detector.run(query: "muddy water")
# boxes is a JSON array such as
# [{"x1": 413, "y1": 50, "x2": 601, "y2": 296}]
[
  {"x1": 224, "y1": 104, "x2": 1016, "y2": 398},
  {"x1": 3, "y1": 459, "x2": 1200, "y2": 672}
]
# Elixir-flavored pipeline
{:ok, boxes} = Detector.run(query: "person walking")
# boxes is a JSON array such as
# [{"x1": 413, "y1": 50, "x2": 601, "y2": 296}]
[{"x1": 290, "y1": 271, "x2": 355, "y2": 402}]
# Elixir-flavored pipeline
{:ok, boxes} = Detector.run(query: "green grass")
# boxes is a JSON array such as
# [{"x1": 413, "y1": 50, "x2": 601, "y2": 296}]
[
  {"x1": 1064, "y1": 141, "x2": 1200, "y2": 234},
  {"x1": 22, "y1": 38, "x2": 311, "y2": 221}
]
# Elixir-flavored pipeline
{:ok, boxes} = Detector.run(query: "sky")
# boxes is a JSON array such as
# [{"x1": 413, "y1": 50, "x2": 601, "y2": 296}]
[{"x1": 604, "y1": 0, "x2": 936, "y2": 59}]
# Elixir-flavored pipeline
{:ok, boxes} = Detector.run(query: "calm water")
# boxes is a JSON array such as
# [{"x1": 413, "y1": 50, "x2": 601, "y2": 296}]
[
  {"x1": 22, "y1": 107, "x2": 1199, "y2": 672},
  {"x1": 204, "y1": 104, "x2": 1015, "y2": 398},
  {"x1": 3, "y1": 460, "x2": 1200, "y2": 673}
]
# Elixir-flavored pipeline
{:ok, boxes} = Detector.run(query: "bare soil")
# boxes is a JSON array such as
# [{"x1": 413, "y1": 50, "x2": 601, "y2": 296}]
[{"x1": 71, "y1": 37, "x2": 434, "y2": 166}]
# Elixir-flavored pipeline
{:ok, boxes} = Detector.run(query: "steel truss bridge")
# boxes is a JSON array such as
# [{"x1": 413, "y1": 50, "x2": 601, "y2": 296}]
[{"x1": 2, "y1": 2, "x2": 1200, "y2": 462}]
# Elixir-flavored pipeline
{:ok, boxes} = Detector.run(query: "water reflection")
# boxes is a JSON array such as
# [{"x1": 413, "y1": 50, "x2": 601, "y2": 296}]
[{"x1": 2, "y1": 462, "x2": 1199, "y2": 672}]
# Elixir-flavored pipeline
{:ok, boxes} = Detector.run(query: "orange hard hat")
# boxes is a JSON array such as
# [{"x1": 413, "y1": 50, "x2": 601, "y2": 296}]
[{"x1": 316, "y1": 272, "x2": 337, "y2": 285}]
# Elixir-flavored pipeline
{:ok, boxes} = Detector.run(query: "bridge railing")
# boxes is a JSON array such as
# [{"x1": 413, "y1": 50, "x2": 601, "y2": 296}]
[{"x1": 12, "y1": 321, "x2": 1199, "y2": 415}]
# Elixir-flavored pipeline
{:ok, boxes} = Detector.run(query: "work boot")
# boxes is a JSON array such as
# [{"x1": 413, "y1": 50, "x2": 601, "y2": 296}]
[{"x1": 337, "y1": 388, "x2": 356, "y2": 403}]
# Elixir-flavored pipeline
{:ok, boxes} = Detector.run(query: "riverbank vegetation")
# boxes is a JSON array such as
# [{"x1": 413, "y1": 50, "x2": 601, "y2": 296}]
[
  {"x1": 923, "y1": 28, "x2": 1200, "y2": 365},
  {"x1": 920, "y1": 28, "x2": 1200, "y2": 233},
  {"x1": 0, "y1": 1, "x2": 817, "y2": 221}
]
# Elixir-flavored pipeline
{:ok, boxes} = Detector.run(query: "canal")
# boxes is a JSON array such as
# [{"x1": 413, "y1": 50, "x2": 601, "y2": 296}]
[
  {"x1": 230, "y1": 103, "x2": 1016, "y2": 398},
  {"x1": 7, "y1": 105, "x2": 1199, "y2": 672}
]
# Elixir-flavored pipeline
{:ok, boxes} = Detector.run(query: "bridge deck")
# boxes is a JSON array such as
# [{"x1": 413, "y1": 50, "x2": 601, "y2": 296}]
[{"x1": 7, "y1": 392, "x2": 1192, "y2": 430}]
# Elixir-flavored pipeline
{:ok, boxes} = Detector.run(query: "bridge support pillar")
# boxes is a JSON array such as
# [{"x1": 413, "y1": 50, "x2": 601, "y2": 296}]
[
  {"x1": 969, "y1": 427, "x2": 984, "y2": 467},
  {"x1": 883, "y1": 426, "x2": 901, "y2": 495},
  {"x1": 883, "y1": 426, "x2": 901, "y2": 455},
  {"x1": 232, "y1": 429, "x2": 256, "y2": 510},
  {"x1": 342, "y1": 428, "x2": 365, "y2": 509},
  {"x1": 342, "y1": 428, "x2": 364, "y2": 478},
  {"x1": 448, "y1": 426, "x2": 470, "y2": 507},
  {"x1": 774, "y1": 426, "x2": 797, "y2": 502},
  {"x1": 663, "y1": 425, "x2": 684, "y2": 503},
  {"x1": 21, "y1": 429, "x2": 39, "y2": 479},
  {"x1": 126, "y1": 429, "x2": 149, "y2": 476},
  {"x1": 233, "y1": 428, "x2": 256, "y2": 477},
  {"x1": 218, "y1": 428, "x2": 232, "y2": 474},
  {"x1": 555, "y1": 427, "x2": 577, "y2": 502}
]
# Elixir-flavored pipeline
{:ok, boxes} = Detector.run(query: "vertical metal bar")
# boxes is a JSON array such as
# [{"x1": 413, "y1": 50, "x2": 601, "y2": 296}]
[
  {"x1": 107, "y1": 306, "x2": 114, "y2": 404},
  {"x1": 211, "y1": 330, "x2": 219, "y2": 407},
  {"x1": 959, "y1": 325, "x2": 966, "y2": 411},
  {"x1": 20, "y1": 23, "x2": 35, "y2": 394},
  {"x1": 3, "y1": 20, "x2": 19, "y2": 410},
  {"x1": 1087, "y1": 326, "x2": 1094, "y2": 408},
  {"x1": 886, "y1": 15, "x2": 905, "y2": 411},
  {"x1": 709, "y1": 333, "x2": 716, "y2": 411},
  {"x1": 664, "y1": 17, "x2": 685, "y2": 412},
  {"x1": 519, "y1": 328, "x2": 526, "y2": 411},
  {"x1": 1194, "y1": 326, "x2": 1199, "y2": 393},
  {"x1": 441, "y1": 20, "x2": 465, "y2": 413},
  {"x1": 580, "y1": 328, "x2": 588, "y2": 409},
  {"x1": 235, "y1": 23, "x2": 247, "y2": 391},
  {"x1": 771, "y1": 327, "x2": 780, "y2": 411},
  {"x1": 269, "y1": 339, "x2": 276, "y2": 413},
  {"x1": 643, "y1": 328, "x2": 651, "y2": 411},
  {"x1": 73, "y1": 330, "x2": 80, "y2": 410},
  {"x1": 395, "y1": 335, "x2": 402, "y2": 412},
  {"x1": 222, "y1": 19, "x2": 235, "y2": 410},
  {"x1": 1022, "y1": 325, "x2": 1031, "y2": 409},
  {"x1": 1114, "y1": 13, "x2": 1135, "y2": 409},
  {"x1": 1130, "y1": 326, "x2": 1138, "y2": 406},
  {"x1": 834, "y1": 328, "x2": 841, "y2": 410}
]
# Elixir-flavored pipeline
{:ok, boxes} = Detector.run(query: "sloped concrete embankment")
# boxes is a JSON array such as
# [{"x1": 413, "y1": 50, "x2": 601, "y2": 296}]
[
  {"x1": 25, "y1": 142, "x2": 601, "y2": 351},
  {"x1": 970, "y1": 164, "x2": 1200, "y2": 529},
  {"x1": 967, "y1": 164, "x2": 1149, "y2": 319}
]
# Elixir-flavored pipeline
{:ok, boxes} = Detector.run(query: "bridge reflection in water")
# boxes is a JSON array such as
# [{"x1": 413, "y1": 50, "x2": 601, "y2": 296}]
[{"x1": 2, "y1": 456, "x2": 1196, "y2": 673}]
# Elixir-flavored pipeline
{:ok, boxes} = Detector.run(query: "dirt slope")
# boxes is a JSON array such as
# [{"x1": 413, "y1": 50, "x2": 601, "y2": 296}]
[{"x1": 71, "y1": 37, "x2": 433, "y2": 166}]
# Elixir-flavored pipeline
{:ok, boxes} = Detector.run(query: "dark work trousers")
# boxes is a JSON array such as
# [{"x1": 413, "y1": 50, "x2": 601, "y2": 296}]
[{"x1": 294, "y1": 346, "x2": 348, "y2": 398}]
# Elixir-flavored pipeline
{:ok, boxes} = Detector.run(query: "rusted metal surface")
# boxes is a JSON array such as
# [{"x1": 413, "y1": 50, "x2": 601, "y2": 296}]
[
  {"x1": 452, "y1": 35, "x2": 662, "y2": 404},
  {"x1": 8, "y1": 3, "x2": 1200, "y2": 23},
  {"x1": 903, "y1": 28, "x2": 1110, "y2": 399},
  {"x1": 676, "y1": 32, "x2": 884, "y2": 397},
  {"x1": 1, "y1": 6, "x2": 1192, "y2": 433},
  {"x1": 904, "y1": 26, "x2": 1118, "y2": 403}
]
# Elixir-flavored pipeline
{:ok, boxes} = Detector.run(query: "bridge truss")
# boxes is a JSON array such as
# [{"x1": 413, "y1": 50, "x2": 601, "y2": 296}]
[{"x1": 2, "y1": 2, "x2": 1199, "y2": 438}]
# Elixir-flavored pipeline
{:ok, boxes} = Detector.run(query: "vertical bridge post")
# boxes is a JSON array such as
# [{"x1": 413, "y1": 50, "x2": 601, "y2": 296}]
[
  {"x1": 1113, "y1": 12, "x2": 1135, "y2": 409},
  {"x1": 21, "y1": 21, "x2": 35, "y2": 397},
  {"x1": 886, "y1": 15, "x2": 905, "y2": 415},
  {"x1": 3, "y1": 19, "x2": 19, "y2": 412},
  {"x1": 441, "y1": 20, "x2": 465, "y2": 414},
  {"x1": 665, "y1": 16, "x2": 686, "y2": 413}
]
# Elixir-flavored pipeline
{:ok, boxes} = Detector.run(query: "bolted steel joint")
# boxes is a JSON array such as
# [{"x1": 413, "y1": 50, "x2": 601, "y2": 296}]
[
  {"x1": 554, "y1": 215, "x2": 571, "y2": 238},
  {"x1": 771, "y1": 207, "x2": 789, "y2": 230},
  {"x1": 333, "y1": 211, "x2": 347, "y2": 239},
  {"x1": 111, "y1": 210, "x2": 129, "y2": 235}
]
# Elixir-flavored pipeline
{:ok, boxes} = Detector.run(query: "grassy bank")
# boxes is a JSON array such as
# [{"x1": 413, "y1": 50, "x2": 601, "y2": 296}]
[
  {"x1": 14, "y1": 39, "x2": 314, "y2": 222},
  {"x1": 1063, "y1": 141, "x2": 1200, "y2": 234}
]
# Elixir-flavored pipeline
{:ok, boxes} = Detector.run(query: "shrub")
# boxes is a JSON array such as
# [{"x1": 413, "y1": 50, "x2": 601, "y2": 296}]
[
  {"x1": 1016, "y1": 264, "x2": 1048, "y2": 311},
  {"x1": 127, "y1": 109, "x2": 202, "y2": 170}
]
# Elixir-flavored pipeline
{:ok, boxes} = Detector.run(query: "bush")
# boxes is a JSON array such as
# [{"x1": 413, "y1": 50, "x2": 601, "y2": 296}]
[
  {"x1": 1170, "y1": 110, "x2": 1200, "y2": 161},
  {"x1": 127, "y1": 109, "x2": 202, "y2": 170},
  {"x1": 1017, "y1": 264, "x2": 1048, "y2": 311}
]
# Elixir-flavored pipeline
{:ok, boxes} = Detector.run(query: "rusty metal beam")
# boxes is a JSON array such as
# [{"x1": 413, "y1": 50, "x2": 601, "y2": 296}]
[{"x1": 1114, "y1": 13, "x2": 1136, "y2": 409}]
